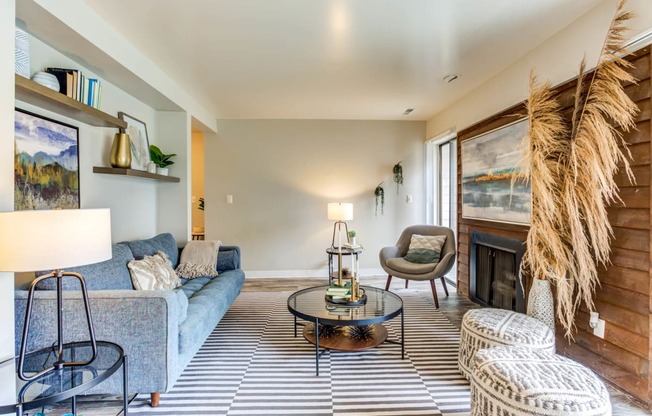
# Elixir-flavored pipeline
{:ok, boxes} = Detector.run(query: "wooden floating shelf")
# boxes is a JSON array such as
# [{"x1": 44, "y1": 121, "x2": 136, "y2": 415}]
[
  {"x1": 15, "y1": 75, "x2": 127, "y2": 129},
  {"x1": 93, "y1": 167, "x2": 180, "y2": 182}
]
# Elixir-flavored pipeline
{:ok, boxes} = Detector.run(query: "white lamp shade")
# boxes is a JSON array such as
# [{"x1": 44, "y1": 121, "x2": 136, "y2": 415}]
[
  {"x1": 328, "y1": 203, "x2": 353, "y2": 221},
  {"x1": 0, "y1": 209, "x2": 112, "y2": 272}
]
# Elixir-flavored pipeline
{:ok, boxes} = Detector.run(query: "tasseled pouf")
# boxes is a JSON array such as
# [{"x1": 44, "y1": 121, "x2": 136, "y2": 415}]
[
  {"x1": 470, "y1": 346, "x2": 611, "y2": 416},
  {"x1": 459, "y1": 308, "x2": 555, "y2": 379}
]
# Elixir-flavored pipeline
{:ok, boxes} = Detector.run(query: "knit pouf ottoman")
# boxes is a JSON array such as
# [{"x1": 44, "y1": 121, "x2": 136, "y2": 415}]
[
  {"x1": 471, "y1": 346, "x2": 611, "y2": 416},
  {"x1": 459, "y1": 308, "x2": 555, "y2": 379}
]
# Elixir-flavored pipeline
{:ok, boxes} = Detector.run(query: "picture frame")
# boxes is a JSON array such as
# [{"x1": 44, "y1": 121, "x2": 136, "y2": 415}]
[
  {"x1": 14, "y1": 108, "x2": 80, "y2": 210},
  {"x1": 118, "y1": 111, "x2": 150, "y2": 171},
  {"x1": 461, "y1": 118, "x2": 530, "y2": 225}
]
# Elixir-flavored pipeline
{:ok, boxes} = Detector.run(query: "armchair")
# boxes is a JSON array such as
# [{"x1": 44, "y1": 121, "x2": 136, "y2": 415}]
[{"x1": 379, "y1": 225, "x2": 456, "y2": 308}]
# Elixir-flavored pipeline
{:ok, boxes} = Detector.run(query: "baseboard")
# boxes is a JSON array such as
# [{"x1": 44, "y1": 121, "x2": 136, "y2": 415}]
[{"x1": 245, "y1": 268, "x2": 386, "y2": 279}]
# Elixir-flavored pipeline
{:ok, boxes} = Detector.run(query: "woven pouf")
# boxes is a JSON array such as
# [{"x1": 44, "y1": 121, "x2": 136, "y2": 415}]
[
  {"x1": 471, "y1": 346, "x2": 611, "y2": 416},
  {"x1": 459, "y1": 308, "x2": 555, "y2": 379}
]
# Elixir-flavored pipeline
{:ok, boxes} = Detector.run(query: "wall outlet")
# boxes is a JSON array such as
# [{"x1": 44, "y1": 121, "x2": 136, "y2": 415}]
[
  {"x1": 226, "y1": 195, "x2": 233, "y2": 204},
  {"x1": 593, "y1": 319, "x2": 606, "y2": 338},
  {"x1": 406, "y1": 195, "x2": 413, "y2": 203}
]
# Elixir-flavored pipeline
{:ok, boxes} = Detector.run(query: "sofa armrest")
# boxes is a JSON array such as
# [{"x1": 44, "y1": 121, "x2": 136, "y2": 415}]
[
  {"x1": 15, "y1": 289, "x2": 181, "y2": 394},
  {"x1": 217, "y1": 245, "x2": 241, "y2": 271}
]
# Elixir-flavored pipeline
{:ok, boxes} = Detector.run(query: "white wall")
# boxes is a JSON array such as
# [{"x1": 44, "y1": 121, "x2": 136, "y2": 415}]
[
  {"x1": 205, "y1": 119, "x2": 426, "y2": 276},
  {"x1": 156, "y1": 111, "x2": 191, "y2": 243},
  {"x1": 1, "y1": 1, "x2": 17, "y2": 411},
  {"x1": 23, "y1": 35, "x2": 160, "y2": 242},
  {"x1": 427, "y1": 0, "x2": 652, "y2": 137}
]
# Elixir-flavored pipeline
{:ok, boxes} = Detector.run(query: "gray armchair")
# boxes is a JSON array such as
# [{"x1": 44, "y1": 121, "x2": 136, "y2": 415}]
[{"x1": 379, "y1": 225, "x2": 456, "y2": 308}]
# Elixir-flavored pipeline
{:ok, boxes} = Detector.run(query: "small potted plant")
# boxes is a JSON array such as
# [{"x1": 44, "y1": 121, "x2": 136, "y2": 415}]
[
  {"x1": 149, "y1": 145, "x2": 176, "y2": 176},
  {"x1": 348, "y1": 230, "x2": 357, "y2": 246}
]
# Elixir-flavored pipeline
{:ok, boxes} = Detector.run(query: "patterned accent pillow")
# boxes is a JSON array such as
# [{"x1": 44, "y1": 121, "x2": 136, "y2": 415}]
[
  {"x1": 404, "y1": 234, "x2": 447, "y2": 264},
  {"x1": 128, "y1": 251, "x2": 181, "y2": 290}
]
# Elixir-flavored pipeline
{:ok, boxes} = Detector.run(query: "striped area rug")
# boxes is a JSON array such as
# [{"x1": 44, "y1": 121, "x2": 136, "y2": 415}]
[{"x1": 129, "y1": 288, "x2": 471, "y2": 415}]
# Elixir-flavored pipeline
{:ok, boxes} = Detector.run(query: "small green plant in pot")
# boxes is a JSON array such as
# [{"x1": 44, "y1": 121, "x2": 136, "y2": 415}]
[
  {"x1": 149, "y1": 145, "x2": 176, "y2": 176},
  {"x1": 348, "y1": 230, "x2": 357, "y2": 245}
]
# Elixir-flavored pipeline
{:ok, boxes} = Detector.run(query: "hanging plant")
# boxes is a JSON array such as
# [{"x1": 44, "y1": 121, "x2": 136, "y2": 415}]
[
  {"x1": 393, "y1": 162, "x2": 403, "y2": 194},
  {"x1": 374, "y1": 182, "x2": 385, "y2": 216}
]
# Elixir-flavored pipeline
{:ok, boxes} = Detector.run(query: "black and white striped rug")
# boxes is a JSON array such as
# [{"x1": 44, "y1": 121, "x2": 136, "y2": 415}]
[{"x1": 129, "y1": 288, "x2": 471, "y2": 415}]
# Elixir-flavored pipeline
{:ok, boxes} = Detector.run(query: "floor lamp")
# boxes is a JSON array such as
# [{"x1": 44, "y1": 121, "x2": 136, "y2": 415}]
[
  {"x1": 328, "y1": 202, "x2": 353, "y2": 286},
  {"x1": 0, "y1": 209, "x2": 112, "y2": 381}
]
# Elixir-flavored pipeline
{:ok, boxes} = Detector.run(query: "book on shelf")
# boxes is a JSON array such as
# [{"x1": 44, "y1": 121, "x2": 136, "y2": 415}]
[
  {"x1": 45, "y1": 67, "x2": 73, "y2": 97},
  {"x1": 44, "y1": 67, "x2": 102, "y2": 109}
]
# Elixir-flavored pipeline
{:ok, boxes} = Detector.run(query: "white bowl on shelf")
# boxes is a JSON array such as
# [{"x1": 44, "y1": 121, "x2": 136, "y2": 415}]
[{"x1": 31, "y1": 71, "x2": 60, "y2": 91}]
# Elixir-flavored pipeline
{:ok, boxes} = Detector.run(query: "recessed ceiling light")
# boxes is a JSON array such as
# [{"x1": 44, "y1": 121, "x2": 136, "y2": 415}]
[
  {"x1": 403, "y1": 108, "x2": 414, "y2": 115},
  {"x1": 443, "y1": 74, "x2": 458, "y2": 83}
]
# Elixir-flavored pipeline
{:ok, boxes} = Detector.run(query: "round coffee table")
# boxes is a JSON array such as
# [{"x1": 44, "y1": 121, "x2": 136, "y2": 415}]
[{"x1": 287, "y1": 285, "x2": 404, "y2": 375}]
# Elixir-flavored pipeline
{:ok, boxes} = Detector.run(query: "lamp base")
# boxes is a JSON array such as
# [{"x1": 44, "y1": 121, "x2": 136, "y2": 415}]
[{"x1": 18, "y1": 269, "x2": 97, "y2": 381}]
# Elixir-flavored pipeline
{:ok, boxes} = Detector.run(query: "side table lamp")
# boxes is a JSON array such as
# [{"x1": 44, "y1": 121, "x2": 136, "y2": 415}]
[
  {"x1": 327, "y1": 202, "x2": 353, "y2": 287},
  {"x1": 0, "y1": 209, "x2": 112, "y2": 381}
]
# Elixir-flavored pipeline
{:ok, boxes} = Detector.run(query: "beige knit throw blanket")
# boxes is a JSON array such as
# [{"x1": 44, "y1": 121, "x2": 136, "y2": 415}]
[{"x1": 176, "y1": 240, "x2": 221, "y2": 278}]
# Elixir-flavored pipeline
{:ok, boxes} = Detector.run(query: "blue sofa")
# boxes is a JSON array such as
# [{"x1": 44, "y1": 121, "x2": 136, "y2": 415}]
[{"x1": 14, "y1": 233, "x2": 245, "y2": 403}]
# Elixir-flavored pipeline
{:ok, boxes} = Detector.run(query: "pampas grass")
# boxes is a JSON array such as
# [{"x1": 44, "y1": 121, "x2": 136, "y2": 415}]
[{"x1": 519, "y1": 0, "x2": 637, "y2": 338}]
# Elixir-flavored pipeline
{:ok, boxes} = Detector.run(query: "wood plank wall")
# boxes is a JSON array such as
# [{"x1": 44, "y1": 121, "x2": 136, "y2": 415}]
[{"x1": 456, "y1": 47, "x2": 652, "y2": 406}]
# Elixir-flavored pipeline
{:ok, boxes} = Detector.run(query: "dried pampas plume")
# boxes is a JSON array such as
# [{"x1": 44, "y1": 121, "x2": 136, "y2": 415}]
[{"x1": 518, "y1": 0, "x2": 637, "y2": 338}]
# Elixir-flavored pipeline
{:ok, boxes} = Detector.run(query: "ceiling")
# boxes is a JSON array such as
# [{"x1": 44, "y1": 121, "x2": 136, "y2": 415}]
[{"x1": 82, "y1": 0, "x2": 603, "y2": 121}]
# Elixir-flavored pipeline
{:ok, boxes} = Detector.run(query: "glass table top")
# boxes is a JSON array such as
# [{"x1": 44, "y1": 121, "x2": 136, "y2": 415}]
[
  {"x1": 0, "y1": 341, "x2": 124, "y2": 412},
  {"x1": 287, "y1": 285, "x2": 403, "y2": 326}
]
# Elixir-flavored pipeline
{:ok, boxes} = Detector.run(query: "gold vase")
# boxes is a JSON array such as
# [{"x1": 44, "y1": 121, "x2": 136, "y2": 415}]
[{"x1": 110, "y1": 133, "x2": 132, "y2": 168}]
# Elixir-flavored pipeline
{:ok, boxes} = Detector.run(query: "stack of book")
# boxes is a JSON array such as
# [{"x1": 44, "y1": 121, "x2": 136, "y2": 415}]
[
  {"x1": 45, "y1": 67, "x2": 103, "y2": 109},
  {"x1": 326, "y1": 286, "x2": 350, "y2": 300}
]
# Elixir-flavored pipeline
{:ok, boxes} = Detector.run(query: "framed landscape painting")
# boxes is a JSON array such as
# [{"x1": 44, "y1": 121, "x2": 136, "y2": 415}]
[
  {"x1": 14, "y1": 109, "x2": 80, "y2": 210},
  {"x1": 461, "y1": 118, "x2": 530, "y2": 225},
  {"x1": 118, "y1": 112, "x2": 150, "y2": 171}
]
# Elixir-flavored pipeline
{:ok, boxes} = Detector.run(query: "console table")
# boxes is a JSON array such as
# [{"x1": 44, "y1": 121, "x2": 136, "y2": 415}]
[{"x1": 0, "y1": 341, "x2": 128, "y2": 416}]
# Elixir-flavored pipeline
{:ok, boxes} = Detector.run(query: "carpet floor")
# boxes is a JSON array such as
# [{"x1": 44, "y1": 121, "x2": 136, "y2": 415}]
[{"x1": 128, "y1": 288, "x2": 471, "y2": 416}]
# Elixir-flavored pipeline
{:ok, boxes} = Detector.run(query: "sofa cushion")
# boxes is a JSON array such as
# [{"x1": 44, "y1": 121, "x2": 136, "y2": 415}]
[
  {"x1": 178, "y1": 269, "x2": 244, "y2": 354},
  {"x1": 125, "y1": 233, "x2": 179, "y2": 268},
  {"x1": 36, "y1": 243, "x2": 134, "y2": 291},
  {"x1": 175, "y1": 288, "x2": 189, "y2": 323},
  {"x1": 216, "y1": 249, "x2": 238, "y2": 272},
  {"x1": 128, "y1": 252, "x2": 181, "y2": 290}
]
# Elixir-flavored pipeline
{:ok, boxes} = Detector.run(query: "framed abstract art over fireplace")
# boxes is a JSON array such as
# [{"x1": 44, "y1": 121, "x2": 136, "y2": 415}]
[
  {"x1": 14, "y1": 109, "x2": 80, "y2": 210},
  {"x1": 460, "y1": 117, "x2": 530, "y2": 225}
]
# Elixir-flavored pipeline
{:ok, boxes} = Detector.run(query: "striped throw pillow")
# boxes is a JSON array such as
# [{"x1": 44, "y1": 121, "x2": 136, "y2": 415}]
[{"x1": 404, "y1": 234, "x2": 447, "y2": 264}]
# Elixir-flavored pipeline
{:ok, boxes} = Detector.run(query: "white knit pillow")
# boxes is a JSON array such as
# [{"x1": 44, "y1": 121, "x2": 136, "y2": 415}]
[{"x1": 128, "y1": 251, "x2": 181, "y2": 290}]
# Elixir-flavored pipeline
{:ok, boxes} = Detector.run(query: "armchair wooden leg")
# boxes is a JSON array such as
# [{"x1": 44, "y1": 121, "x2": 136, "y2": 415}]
[
  {"x1": 385, "y1": 275, "x2": 392, "y2": 291},
  {"x1": 405, "y1": 280, "x2": 409, "y2": 289},
  {"x1": 429, "y1": 279, "x2": 440, "y2": 309},
  {"x1": 441, "y1": 277, "x2": 449, "y2": 297},
  {"x1": 151, "y1": 392, "x2": 160, "y2": 407}
]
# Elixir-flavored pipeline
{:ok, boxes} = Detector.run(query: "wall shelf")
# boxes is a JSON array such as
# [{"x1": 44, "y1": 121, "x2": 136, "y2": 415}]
[
  {"x1": 93, "y1": 167, "x2": 180, "y2": 182},
  {"x1": 15, "y1": 75, "x2": 127, "y2": 129}
]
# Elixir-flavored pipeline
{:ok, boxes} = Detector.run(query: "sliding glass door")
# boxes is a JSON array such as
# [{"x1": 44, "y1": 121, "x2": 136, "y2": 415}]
[{"x1": 426, "y1": 135, "x2": 457, "y2": 279}]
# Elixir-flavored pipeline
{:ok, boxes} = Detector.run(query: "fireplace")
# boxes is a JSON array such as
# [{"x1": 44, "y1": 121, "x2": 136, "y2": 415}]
[{"x1": 469, "y1": 231, "x2": 525, "y2": 312}]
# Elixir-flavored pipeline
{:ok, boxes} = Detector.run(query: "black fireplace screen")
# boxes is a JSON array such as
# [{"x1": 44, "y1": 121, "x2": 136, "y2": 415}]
[{"x1": 470, "y1": 232, "x2": 525, "y2": 312}]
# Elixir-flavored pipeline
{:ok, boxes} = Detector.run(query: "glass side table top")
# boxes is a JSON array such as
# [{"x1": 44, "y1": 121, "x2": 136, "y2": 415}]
[
  {"x1": 287, "y1": 285, "x2": 403, "y2": 326},
  {"x1": 0, "y1": 340, "x2": 125, "y2": 413}
]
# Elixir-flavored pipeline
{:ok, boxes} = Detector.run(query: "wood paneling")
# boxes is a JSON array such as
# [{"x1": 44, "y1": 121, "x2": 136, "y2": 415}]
[{"x1": 456, "y1": 47, "x2": 652, "y2": 406}]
